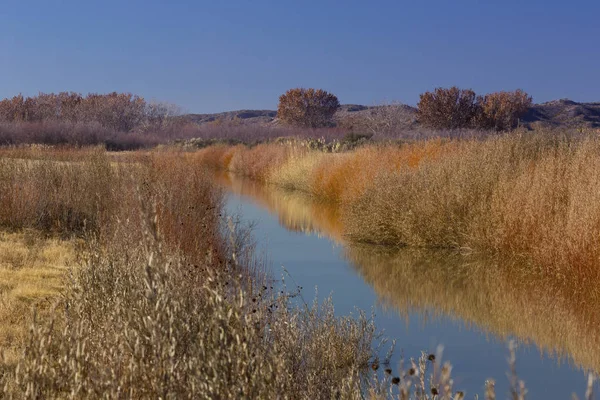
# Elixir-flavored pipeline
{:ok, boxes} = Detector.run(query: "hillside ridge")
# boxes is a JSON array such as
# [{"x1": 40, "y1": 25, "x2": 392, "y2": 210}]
[{"x1": 182, "y1": 99, "x2": 600, "y2": 129}]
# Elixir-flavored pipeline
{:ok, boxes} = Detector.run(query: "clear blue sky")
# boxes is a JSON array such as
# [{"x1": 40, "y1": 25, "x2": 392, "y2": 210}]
[{"x1": 1, "y1": 0, "x2": 598, "y2": 113}]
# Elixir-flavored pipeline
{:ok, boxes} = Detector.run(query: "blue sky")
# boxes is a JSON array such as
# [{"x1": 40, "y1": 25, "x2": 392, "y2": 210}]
[{"x1": 1, "y1": 0, "x2": 598, "y2": 113}]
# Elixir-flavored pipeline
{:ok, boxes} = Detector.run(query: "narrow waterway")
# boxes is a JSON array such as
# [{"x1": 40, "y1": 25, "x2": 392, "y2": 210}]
[{"x1": 219, "y1": 172, "x2": 599, "y2": 399}]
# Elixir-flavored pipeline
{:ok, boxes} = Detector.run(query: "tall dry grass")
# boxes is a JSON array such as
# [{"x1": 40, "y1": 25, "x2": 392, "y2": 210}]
[
  {"x1": 0, "y1": 147, "x2": 390, "y2": 399},
  {"x1": 197, "y1": 132, "x2": 600, "y2": 281},
  {"x1": 344, "y1": 134, "x2": 600, "y2": 283},
  {"x1": 2, "y1": 145, "x2": 597, "y2": 398},
  {"x1": 217, "y1": 168, "x2": 600, "y2": 379},
  {"x1": 0, "y1": 148, "x2": 120, "y2": 234}
]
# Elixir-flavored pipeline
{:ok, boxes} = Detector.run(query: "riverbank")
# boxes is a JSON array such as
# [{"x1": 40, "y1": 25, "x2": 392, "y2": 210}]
[
  {"x1": 193, "y1": 133, "x2": 600, "y2": 284},
  {"x1": 0, "y1": 148, "x2": 381, "y2": 398},
  {"x1": 221, "y1": 170, "x2": 600, "y2": 382}
]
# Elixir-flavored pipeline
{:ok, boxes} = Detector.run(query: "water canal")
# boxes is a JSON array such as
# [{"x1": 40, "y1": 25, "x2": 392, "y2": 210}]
[{"x1": 219, "y1": 171, "x2": 599, "y2": 399}]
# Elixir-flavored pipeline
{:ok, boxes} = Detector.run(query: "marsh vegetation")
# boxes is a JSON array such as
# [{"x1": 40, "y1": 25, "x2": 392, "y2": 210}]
[
  {"x1": 219, "y1": 169, "x2": 600, "y2": 398},
  {"x1": 195, "y1": 132, "x2": 600, "y2": 280},
  {"x1": 0, "y1": 134, "x2": 598, "y2": 398},
  {"x1": 0, "y1": 147, "x2": 451, "y2": 399}
]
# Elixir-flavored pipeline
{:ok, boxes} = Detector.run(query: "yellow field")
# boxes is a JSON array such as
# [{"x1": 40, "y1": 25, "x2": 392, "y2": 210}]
[{"x1": 0, "y1": 231, "x2": 76, "y2": 365}]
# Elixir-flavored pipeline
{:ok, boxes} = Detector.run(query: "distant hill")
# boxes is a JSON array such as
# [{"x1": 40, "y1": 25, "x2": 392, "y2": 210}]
[
  {"x1": 180, "y1": 99, "x2": 600, "y2": 129},
  {"x1": 522, "y1": 99, "x2": 600, "y2": 128},
  {"x1": 182, "y1": 109, "x2": 277, "y2": 125}
]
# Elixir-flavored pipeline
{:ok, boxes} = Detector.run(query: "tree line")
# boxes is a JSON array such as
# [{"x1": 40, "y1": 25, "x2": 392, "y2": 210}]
[
  {"x1": 0, "y1": 87, "x2": 532, "y2": 136},
  {"x1": 277, "y1": 86, "x2": 532, "y2": 131},
  {"x1": 0, "y1": 92, "x2": 179, "y2": 132}
]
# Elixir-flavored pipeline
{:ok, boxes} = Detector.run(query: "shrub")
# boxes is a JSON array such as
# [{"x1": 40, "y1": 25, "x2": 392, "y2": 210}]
[
  {"x1": 417, "y1": 87, "x2": 479, "y2": 130},
  {"x1": 338, "y1": 102, "x2": 415, "y2": 136},
  {"x1": 417, "y1": 87, "x2": 533, "y2": 132},
  {"x1": 0, "y1": 121, "x2": 164, "y2": 150},
  {"x1": 277, "y1": 88, "x2": 340, "y2": 128},
  {"x1": 475, "y1": 89, "x2": 532, "y2": 131}
]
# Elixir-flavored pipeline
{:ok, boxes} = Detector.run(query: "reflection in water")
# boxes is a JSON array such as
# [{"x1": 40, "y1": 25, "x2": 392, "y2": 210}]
[
  {"x1": 215, "y1": 171, "x2": 344, "y2": 242},
  {"x1": 346, "y1": 246, "x2": 600, "y2": 375},
  {"x1": 216, "y1": 171, "x2": 600, "y2": 376}
]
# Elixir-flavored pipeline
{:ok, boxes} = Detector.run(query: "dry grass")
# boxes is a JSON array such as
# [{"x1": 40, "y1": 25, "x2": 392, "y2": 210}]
[
  {"x1": 269, "y1": 148, "x2": 324, "y2": 193},
  {"x1": 0, "y1": 148, "x2": 121, "y2": 235},
  {"x1": 229, "y1": 143, "x2": 293, "y2": 180},
  {"x1": 344, "y1": 134, "x2": 600, "y2": 283},
  {"x1": 188, "y1": 144, "x2": 239, "y2": 170},
  {"x1": 199, "y1": 132, "x2": 600, "y2": 280},
  {"x1": 0, "y1": 147, "x2": 386, "y2": 399},
  {"x1": 0, "y1": 231, "x2": 77, "y2": 366},
  {"x1": 1, "y1": 192, "x2": 378, "y2": 399},
  {"x1": 217, "y1": 168, "x2": 600, "y2": 380},
  {"x1": 1, "y1": 144, "x2": 597, "y2": 398}
]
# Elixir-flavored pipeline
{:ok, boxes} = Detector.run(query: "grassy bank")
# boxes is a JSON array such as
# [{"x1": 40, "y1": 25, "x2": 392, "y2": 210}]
[
  {"x1": 0, "y1": 148, "x2": 382, "y2": 399},
  {"x1": 194, "y1": 132, "x2": 600, "y2": 280},
  {"x1": 220, "y1": 170, "x2": 600, "y2": 378}
]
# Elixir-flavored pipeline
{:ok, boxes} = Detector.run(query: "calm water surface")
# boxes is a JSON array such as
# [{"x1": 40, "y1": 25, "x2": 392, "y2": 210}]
[{"x1": 219, "y1": 172, "x2": 599, "y2": 399}]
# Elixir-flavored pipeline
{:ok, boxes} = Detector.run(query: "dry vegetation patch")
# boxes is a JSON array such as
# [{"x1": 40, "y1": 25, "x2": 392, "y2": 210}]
[
  {"x1": 197, "y1": 133, "x2": 600, "y2": 282},
  {"x1": 1, "y1": 144, "x2": 597, "y2": 398},
  {"x1": 0, "y1": 231, "x2": 77, "y2": 366},
  {"x1": 0, "y1": 147, "x2": 388, "y2": 399}
]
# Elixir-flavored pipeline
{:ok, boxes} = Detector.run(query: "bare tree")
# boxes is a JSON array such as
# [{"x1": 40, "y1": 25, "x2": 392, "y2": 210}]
[
  {"x1": 144, "y1": 101, "x2": 182, "y2": 131},
  {"x1": 336, "y1": 102, "x2": 415, "y2": 136},
  {"x1": 361, "y1": 102, "x2": 416, "y2": 135},
  {"x1": 474, "y1": 89, "x2": 532, "y2": 131},
  {"x1": 277, "y1": 88, "x2": 340, "y2": 128},
  {"x1": 417, "y1": 87, "x2": 479, "y2": 130}
]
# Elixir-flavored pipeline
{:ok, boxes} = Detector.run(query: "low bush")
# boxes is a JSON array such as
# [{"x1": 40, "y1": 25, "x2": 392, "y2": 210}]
[{"x1": 0, "y1": 121, "x2": 164, "y2": 150}]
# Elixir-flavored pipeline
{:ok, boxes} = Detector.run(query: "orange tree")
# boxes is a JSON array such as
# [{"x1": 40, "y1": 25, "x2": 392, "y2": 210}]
[{"x1": 277, "y1": 88, "x2": 340, "y2": 128}]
